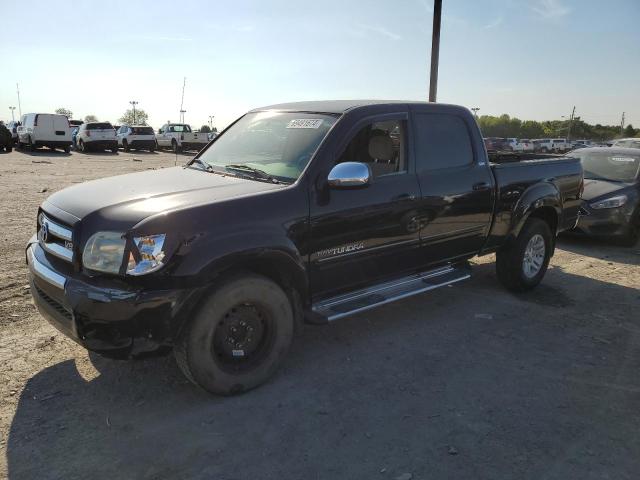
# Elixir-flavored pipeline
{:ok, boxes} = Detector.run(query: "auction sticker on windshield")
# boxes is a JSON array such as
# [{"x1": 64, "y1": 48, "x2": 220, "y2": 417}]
[{"x1": 286, "y1": 119, "x2": 324, "y2": 129}]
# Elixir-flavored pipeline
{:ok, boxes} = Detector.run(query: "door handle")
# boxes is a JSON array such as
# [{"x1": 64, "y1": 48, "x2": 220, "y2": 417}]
[{"x1": 472, "y1": 182, "x2": 490, "y2": 191}]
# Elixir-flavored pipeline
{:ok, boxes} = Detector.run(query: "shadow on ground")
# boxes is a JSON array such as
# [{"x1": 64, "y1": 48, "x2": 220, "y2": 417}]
[
  {"x1": 6, "y1": 263, "x2": 640, "y2": 479},
  {"x1": 557, "y1": 235, "x2": 640, "y2": 266}
]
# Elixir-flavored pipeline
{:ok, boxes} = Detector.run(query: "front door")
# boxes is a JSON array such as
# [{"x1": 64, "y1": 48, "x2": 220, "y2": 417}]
[{"x1": 309, "y1": 114, "x2": 423, "y2": 299}]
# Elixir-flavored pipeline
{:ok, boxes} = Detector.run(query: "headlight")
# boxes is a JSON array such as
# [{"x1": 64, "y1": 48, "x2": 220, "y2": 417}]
[
  {"x1": 82, "y1": 232, "x2": 126, "y2": 274},
  {"x1": 126, "y1": 234, "x2": 167, "y2": 276},
  {"x1": 590, "y1": 195, "x2": 628, "y2": 209}
]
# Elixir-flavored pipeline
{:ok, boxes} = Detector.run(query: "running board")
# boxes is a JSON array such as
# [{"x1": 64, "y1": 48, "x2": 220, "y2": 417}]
[{"x1": 311, "y1": 263, "x2": 471, "y2": 322}]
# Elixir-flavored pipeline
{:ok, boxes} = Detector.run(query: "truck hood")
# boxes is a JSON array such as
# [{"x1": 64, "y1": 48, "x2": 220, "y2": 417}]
[
  {"x1": 582, "y1": 178, "x2": 630, "y2": 201},
  {"x1": 44, "y1": 166, "x2": 284, "y2": 227}
]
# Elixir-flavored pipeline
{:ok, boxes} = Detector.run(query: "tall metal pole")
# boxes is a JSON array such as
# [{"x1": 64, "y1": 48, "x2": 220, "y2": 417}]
[
  {"x1": 129, "y1": 101, "x2": 138, "y2": 124},
  {"x1": 620, "y1": 112, "x2": 625, "y2": 134},
  {"x1": 16, "y1": 83, "x2": 22, "y2": 118},
  {"x1": 471, "y1": 107, "x2": 480, "y2": 118},
  {"x1": 428, "y1": 0, "x2": 442, "y2": 102},
  {"x1": 179, "y1": 77, "x2": 186, "y2": 123},
  {"x1": 9, "y1": 107, "x2": 16, "y2": 122},
  {"x1": 566, "y1": 105, "x2": 575, "y2": 141},
  {"x1": 209, "y1": 115, "x2": 215, "y2": 129}
]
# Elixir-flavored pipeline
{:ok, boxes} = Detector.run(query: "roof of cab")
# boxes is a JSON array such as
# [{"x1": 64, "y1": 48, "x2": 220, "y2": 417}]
[{"x1": 251, "y1": 100, "x2": 449, "y2": 114}]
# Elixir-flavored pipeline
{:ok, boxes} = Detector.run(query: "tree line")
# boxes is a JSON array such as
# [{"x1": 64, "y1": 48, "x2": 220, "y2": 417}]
[{"x1": 477, "y1": 114, "x2": 639, "y2": 140}]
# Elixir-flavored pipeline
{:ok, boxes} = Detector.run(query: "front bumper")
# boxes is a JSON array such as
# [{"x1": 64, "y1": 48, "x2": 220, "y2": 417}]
[
  {"x1": 572, "y1": 203, "x2": 635, "y2": 238},
  {"x1": 26, "y1": 243, "x2": 197, "y2": 358}
]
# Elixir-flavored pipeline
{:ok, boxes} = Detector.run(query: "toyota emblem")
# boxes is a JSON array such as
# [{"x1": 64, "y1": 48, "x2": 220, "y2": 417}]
[{"x1": 39, "y1": 221, "x2": 49, "y2": 243}]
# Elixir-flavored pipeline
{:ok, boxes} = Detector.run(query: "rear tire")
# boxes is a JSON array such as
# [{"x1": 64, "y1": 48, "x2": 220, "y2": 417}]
[
  {"x1": 63, "y1": 146, "x2": 70, "y2": 153},
  {"x1": 28, "y1": 137, "x2": 36, "y2": 152},
  {"x1": 496, "y1": 218, "x2": 553, "y2": 292},
  {"x1": 174, "y1": 274, "x2": 294, "y2": 395},
  {"x1": 6, "y1": 146, "x2": 12, "y2": 153}
]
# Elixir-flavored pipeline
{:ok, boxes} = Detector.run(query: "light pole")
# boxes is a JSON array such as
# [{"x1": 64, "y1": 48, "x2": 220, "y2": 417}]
[
  {"x1": 129, "y1": 101, "x2": 138, "y2": 124},
  {"x1": 208, "y1": 115, "x2": 215, "y2": 129},
  {"x1": 9, "y1": 107, "x2": 16, "y2": 122},
  {"x1": 471, "y1": 107, "x2": 480, "y2": 118},
  {"x1": 180, "y1": 110, "x2": 186, "y2": 123},
  {"x1": 428, "y1": 0, "x2": 443, "y2": 102}
]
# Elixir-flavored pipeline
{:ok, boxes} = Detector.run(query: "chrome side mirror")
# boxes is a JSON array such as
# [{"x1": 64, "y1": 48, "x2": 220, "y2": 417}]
[{"x1": 327, "y1": 162, "x2": 371, "y2": 188}]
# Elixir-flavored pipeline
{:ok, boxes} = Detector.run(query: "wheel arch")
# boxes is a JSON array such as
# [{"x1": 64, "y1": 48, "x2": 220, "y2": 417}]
[{"x1": 511, "y1": 182, "x2": 561, "y2": 240}]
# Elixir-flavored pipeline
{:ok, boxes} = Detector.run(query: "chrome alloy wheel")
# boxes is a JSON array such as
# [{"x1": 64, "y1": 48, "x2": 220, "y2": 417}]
[{"x1": 523, "y1": 233, "x2": 545, "y2": 279}]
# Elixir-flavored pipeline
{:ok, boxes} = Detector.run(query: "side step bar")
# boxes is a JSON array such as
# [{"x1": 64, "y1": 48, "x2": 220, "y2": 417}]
[{"x1": 311, "y1": 263, "x2": 471, "y2": 322}]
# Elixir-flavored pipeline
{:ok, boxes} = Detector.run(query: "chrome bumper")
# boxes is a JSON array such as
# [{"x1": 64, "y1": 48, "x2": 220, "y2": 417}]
[{"x1": 26, "y1": 244, "x2": 66, "y2": 290}]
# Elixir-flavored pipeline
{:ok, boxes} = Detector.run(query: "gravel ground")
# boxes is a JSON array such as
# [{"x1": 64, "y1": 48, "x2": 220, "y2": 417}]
[{"x1": 0, "y1": 148, "x2": 639, "y2": 480}]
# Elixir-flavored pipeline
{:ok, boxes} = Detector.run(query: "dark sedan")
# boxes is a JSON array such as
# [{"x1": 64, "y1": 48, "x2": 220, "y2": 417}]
[{"x1": 569, "y1": 147, "x2": 640, "y2": 245}]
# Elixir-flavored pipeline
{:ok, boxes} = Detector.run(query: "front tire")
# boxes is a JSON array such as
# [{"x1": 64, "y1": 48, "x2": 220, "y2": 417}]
[
  {"x1": 496, "y1": 218, "x2": 553, "y2": 292},
  {"x1": 174, "y1": 274, "x2": 294, "y2": 395}
]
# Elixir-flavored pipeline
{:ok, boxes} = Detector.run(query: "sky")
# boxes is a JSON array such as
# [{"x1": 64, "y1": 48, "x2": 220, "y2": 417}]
[{"x1": 1, "y1": 0, "x2": 639, "y2": 130}]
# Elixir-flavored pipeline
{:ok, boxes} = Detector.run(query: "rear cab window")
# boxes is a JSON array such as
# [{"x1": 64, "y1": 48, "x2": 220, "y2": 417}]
[{"x1": 413, "y1": 113, "x2": 474, "y2": 170}]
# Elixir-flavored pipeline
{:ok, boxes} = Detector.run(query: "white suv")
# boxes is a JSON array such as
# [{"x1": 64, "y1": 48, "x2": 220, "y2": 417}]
[
  {"x1": 76, "y1": 122, "x2": 118, "y2": 153},
  {"x1": 514, "y1": 139, "x2": 534, "y2": 152},
  {"x1": 116, "y1": 125, "x2": 157, "y2": 152}
]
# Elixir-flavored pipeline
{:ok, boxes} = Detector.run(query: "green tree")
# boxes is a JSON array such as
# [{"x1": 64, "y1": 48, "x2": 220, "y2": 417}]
[
  {"x1": 55, "y1": 108, "x2": 73, "y2": 119},
  {"x1": 623, "y1": 124, "x2": 636, "y2": 137},
  {"x1": 200, "y1": 125, "x2": 211, "y2": 133},
  {"x1": 119, "y1": 108, "x2": 148, "y2": 126},
  {"x1": 84, "y1": 115, "x2": 98, "y2": 123}
]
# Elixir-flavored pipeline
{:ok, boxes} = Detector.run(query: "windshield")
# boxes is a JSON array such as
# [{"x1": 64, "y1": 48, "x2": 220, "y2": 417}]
[
  {"x1": 197, "y1": 111, "x2": 338, "y2": 182},
  {"x1": 573, "y1": 151, "x2": 640, "y2": 182}
]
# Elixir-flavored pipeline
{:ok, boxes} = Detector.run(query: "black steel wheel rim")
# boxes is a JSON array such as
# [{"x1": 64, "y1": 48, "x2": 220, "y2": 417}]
[{"x1": 211, "y1": 303, "x2": 276, "y2": 373}]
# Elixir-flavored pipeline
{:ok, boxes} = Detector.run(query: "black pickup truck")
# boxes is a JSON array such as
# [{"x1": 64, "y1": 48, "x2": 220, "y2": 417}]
[{"x1": 27, "y1": 101, "x2": 583, "y2": 395}]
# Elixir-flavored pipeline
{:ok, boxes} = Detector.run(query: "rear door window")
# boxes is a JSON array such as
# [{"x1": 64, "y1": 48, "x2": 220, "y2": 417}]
[{"x1": 414, "y1": 113, "x2": 474, "y2": 170}]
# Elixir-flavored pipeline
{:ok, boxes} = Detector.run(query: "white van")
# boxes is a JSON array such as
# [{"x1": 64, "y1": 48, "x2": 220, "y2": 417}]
[{"x1": 17, "y1": 113, "x2": 72, "y2": 152}]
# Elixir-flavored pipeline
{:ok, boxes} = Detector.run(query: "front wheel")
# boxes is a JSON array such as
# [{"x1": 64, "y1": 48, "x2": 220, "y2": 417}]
[
  {"x1": 496, "y1": 218, "x2": 552, "y2": 292},
  {"x1": 123, "y1": 139, "x2": 129, "y2": 152},
  {"x1": 174, "y1": 274, "x2": 294, "y2": 395}
]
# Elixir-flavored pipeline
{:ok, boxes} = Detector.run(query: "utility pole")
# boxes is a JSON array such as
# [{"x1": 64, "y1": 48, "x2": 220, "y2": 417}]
[
  {"x1": 129, "y1": 100, "x2": 138, "y2": 124},
  {"x1": 9, "y1": 107, "x2": 16, "y2": 122},
  {"x1": 428, "y1": 0, "x2": 442, "y2": 102},
  {"x1": 179, "y1": 77, "x2": 186, "y2": 123},
  {"x1": 16, "y1": 83, "x2": 22, "y2": 118},
  {"x1": 208, "y1": 115, "x2": 215, "y2": 129},
  {"x1": 566, "y1": 105, "x2": 576, "y2": 141},
  {"x1": 620, "y1": 112, "x2": 625, "y2": 134},
  {"x1": 471, "y1": 107, "x2": 480, "y2": 118}
]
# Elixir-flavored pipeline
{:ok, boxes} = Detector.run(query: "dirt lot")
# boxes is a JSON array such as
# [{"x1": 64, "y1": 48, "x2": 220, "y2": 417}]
[{"x1": 0, "y1": 148, "x2": 639, "y2": 479}]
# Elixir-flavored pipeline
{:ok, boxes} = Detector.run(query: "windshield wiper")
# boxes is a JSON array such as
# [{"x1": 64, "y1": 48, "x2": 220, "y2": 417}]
[
  {"x1": 185, "y1": 157, "x2": 213, "y2": 172},
  {"x1": 224, "y1": 164, "x2": 284, "y2": 184}
]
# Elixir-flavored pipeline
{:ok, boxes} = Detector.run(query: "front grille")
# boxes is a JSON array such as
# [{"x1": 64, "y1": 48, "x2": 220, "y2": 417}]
[
  {"x1": 34, "y1": 284, "x2": 72, "y2": 321},
  {"x1": 37, "y1": 212, "x2": 74, "y2": 263}
]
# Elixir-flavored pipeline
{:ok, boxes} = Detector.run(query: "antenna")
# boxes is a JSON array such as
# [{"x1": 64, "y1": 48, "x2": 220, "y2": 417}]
[{"x1": 179, "y1": 77, "x2": 186, "y2": 122}]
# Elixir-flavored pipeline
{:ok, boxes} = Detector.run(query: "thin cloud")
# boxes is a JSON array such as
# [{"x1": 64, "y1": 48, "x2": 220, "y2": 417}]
[
  {"x1": 483, "y1": 16, "x2": 504, "y2": 29},
  {"x1": 355, "y1": 23, "x2": 402, "y2": 41},
  {"x1": 530, "y1": 0, "x2": 571, "y2": 19}
]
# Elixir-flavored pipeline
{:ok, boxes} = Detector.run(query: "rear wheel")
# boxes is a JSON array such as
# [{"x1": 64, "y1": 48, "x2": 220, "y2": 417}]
[
  {"x1": 63, "y1": 145, "x2": 70, "y2": 153},
  {"x1": 174, "y1": 274, "x2": 294, "y2": 395},
  {"x1": 496, "y1": 218, "x2": 553, "y2": 292},
  {"x1": 28, "y1": 136, "x2": 36, "y2": 152}
]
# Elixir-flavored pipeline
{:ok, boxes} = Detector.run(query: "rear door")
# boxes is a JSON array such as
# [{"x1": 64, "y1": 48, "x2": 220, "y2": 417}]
[
  {"x1": 52, "y1": 115, "x2": 71, "y2": 141},
  {"x1": 411, "y1": 106, "x2": 494, "y2": 264}
]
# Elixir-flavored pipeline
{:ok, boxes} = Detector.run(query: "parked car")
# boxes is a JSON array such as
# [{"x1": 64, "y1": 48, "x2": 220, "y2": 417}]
[
  {"x1": 69, "y1": 120, "x2": 83, "y2": 130},
  {"x1": 76, "y1": 122, "x2": 118, "y2": 153},
  {"x1": 156, "y1": 123, "x2": 208, "y2": 153},
  {"x1": 569, "y1": 147, "x2": 640, "y2": 245},
  {"x1": 6, "y1": 121, "x2": 21, "y2": 144},
  {"x1": 117, "y1": 125, "x2": 157, "y2": 152},
  {"x1": 610, "y1": 138, "x2": 640, "y2": 149},
  {"x1": 0, "y1": 122, "x2": 13, "y2": 152},
  {"x1": 514, "y1": 139, "x2": 534, "y2": 152},
  {"x1": 208, "y1": 131, "x2": 218, "y2": 141},
  {"x1": 26, "y1": 100, "x2": 583, "y2": 395},
  {"x1": 484, "y1": 137, "x2": 510, "y2": 151},
  {"x1": 534, "y1": 138, "x2": 568, "y2": 153},
  {"x1": 17, "y1": 113, "x2": 72, "y2": 152},
  {"x1": 571, "y1": 139, "x2": 592, "y2": 148}
]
